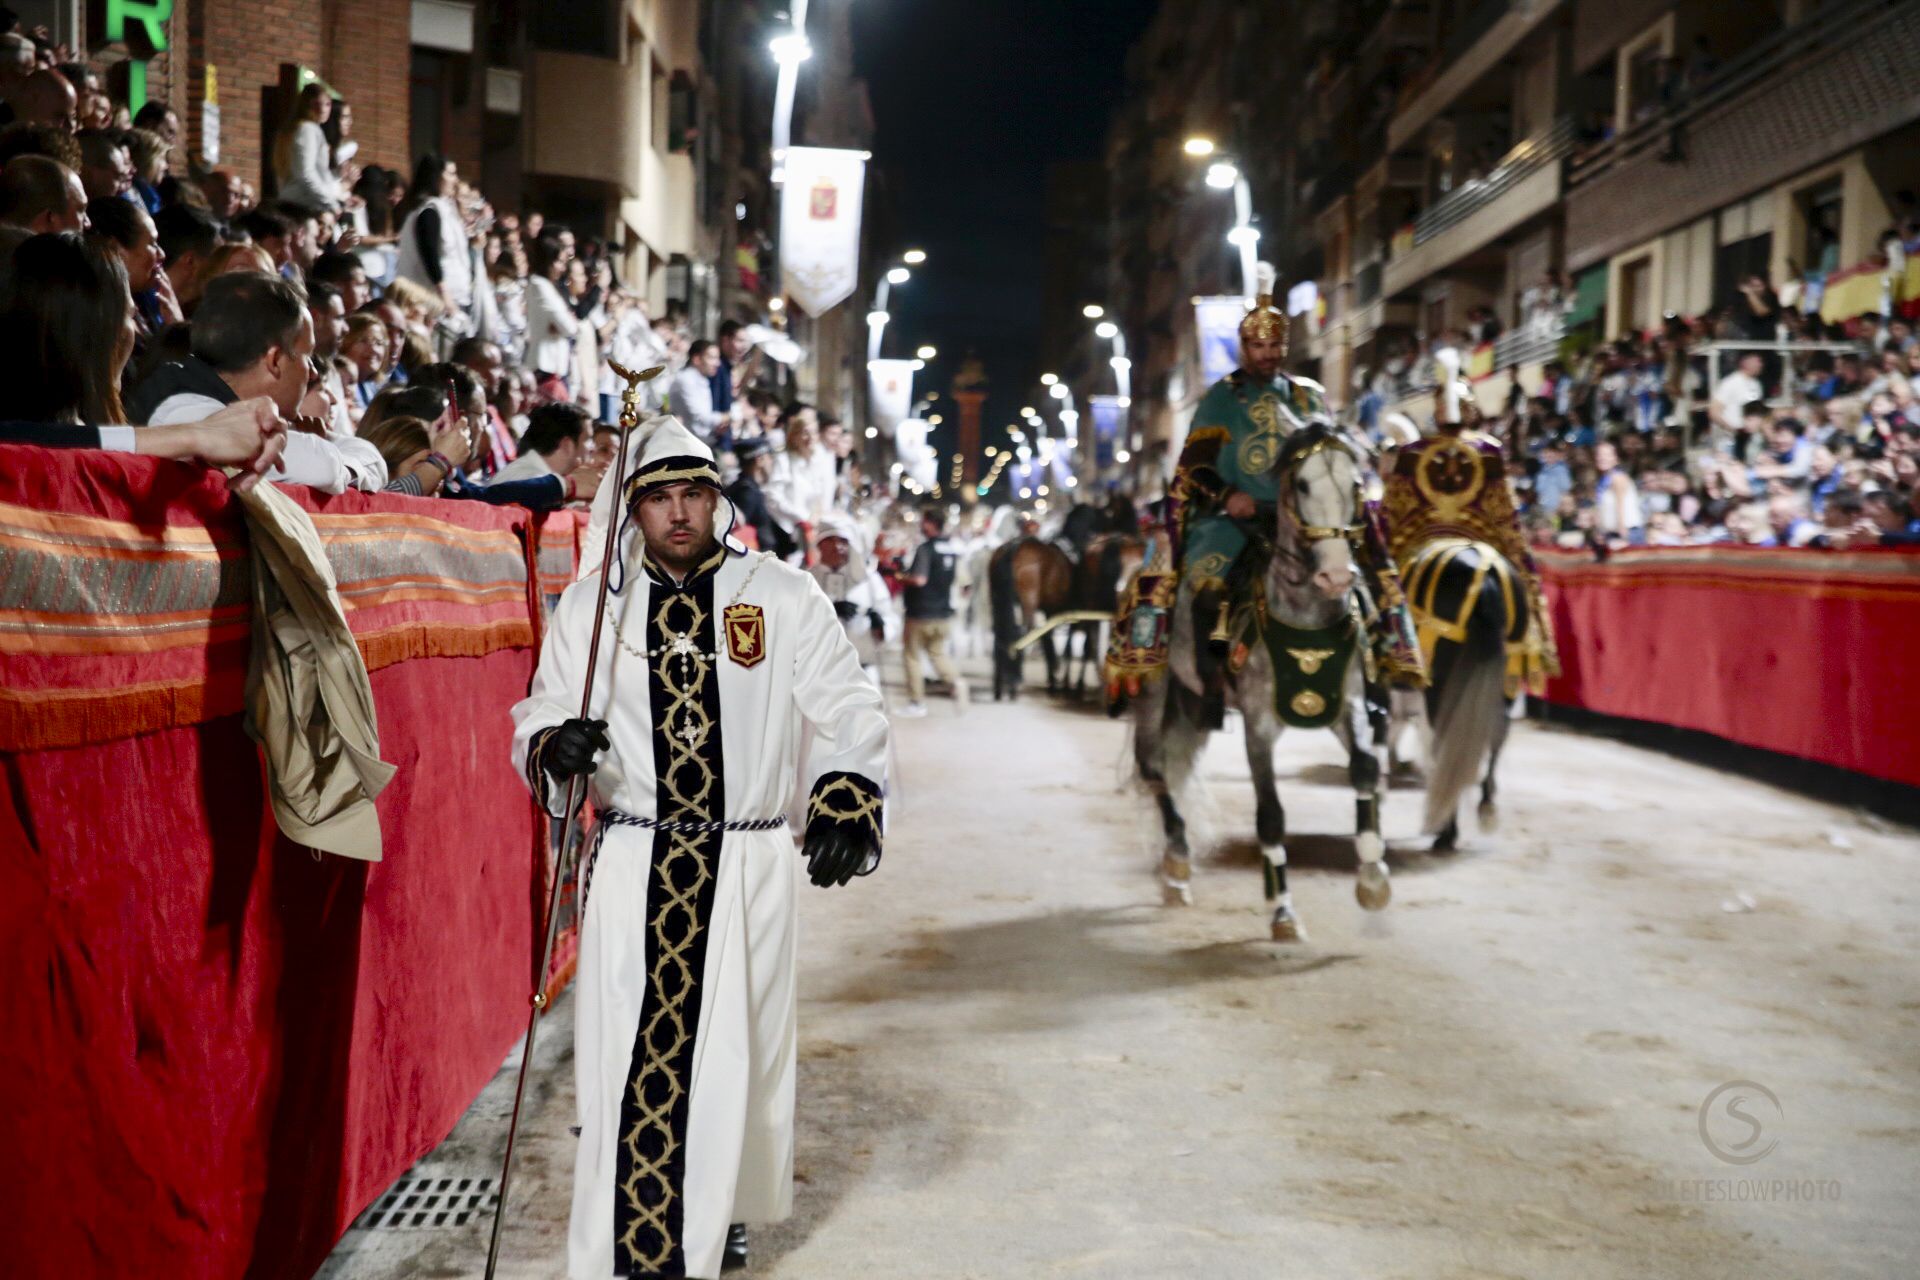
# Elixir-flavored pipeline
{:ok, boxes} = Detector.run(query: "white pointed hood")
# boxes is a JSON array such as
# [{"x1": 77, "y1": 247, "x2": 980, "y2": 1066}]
[{"x1": 576, "y1": 414, "x2": 747, "y2": 586}]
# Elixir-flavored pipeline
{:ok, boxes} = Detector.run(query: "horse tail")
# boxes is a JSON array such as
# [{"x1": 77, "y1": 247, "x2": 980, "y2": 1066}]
[{"x1": 1423, "y1": 555, "x2": 1509, "y2": 835}]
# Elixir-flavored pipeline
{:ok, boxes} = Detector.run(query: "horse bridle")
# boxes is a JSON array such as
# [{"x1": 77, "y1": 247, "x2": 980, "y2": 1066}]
[{"x1": 1279, "y1": 432, "x2": 1370, "y2": 545}]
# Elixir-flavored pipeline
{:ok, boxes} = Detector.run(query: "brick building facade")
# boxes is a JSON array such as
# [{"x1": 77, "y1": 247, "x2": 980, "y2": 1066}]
[{"x1": 68, "y1": 0, "x2": 410, "y2": 189}]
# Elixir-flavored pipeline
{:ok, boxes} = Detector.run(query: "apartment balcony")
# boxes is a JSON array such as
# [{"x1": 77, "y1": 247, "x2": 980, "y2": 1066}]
[
  {"x1": 526, "y1": 49, "x2": 645, "y2": 195},
  {"x1": 1387, "y1": 0, "x2": 1565, "y2": 153},
  {"x1": 1564, "y1": 0, "x2": 1920, "y2": 272},
  {"x1": 1382, "y1": 117, "x2": 1572, "y2": 300}
]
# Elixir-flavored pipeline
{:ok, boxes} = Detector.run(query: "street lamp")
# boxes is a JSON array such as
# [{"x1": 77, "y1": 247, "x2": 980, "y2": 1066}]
[
  {"x1": 1095, "y1": 320, "x2": 1118, "y2": 339},
  {"x1": 867, "y1": 252, "x2": 925, "y2": 362},
  {"x1": 1189, "y1": 147, "x2": 1259, "y2": 304},
  {"x1": 1082, "y1": 303, "x2": 1104, "y2": 318},
  {"x1": 916, "y1": 344, "x2": 937, "y2": 360},
  {"x1": 1040, "y1": 372, "x2": 1058, "y2": 386}
]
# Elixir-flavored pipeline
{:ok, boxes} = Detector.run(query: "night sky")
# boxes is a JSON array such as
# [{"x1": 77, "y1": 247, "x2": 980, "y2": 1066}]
[{"x1": 850, "y1": 0, "x2": 1160, "y2": 449}]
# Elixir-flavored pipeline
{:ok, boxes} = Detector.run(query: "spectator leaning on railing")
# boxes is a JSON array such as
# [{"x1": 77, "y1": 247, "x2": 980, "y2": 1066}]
[{"x1": 128, "y1": 271, "x2": 387, "y2": 494}]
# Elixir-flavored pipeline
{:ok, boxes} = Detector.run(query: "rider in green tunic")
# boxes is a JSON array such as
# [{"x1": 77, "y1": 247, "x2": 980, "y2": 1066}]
[{"x1": 1171, "y1": 278, "x2": 1327, "y2": 646}]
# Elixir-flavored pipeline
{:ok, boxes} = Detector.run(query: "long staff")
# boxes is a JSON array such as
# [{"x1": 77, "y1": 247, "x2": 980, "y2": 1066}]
[{"x1": 484, "y1": 360, "x2": 664, "y2": 1279}]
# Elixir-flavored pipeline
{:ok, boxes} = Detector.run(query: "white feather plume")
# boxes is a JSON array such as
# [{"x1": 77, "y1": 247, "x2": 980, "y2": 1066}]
[{"x1": 1255, "y1": 260, "x2": 1278, "y2": 299}]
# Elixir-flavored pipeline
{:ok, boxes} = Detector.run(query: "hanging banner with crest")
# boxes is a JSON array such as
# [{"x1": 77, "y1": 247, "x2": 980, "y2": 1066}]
[{"x1": 780, "y1": 146, "x2": 868, "y2": 316}]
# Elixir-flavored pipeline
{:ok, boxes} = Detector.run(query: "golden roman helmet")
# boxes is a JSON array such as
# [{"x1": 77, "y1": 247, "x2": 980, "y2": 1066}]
[{"x1": 1238, "y1": 261, "x2": 1287, "y2": 355}]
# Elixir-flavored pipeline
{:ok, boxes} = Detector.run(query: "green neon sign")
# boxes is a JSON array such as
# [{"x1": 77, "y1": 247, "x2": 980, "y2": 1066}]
[{"x1": 102, "y1": 0, "x2": 173, "y2": 113}]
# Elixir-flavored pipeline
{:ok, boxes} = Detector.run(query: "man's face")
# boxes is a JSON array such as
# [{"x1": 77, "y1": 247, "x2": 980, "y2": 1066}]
[
  {"x1": 1242, "y1": 335, "x2": 1284, "y2": 380},
  {"x1": 83, "y1": 145, "x2": 132, "y2": 199},
  {"x1": 551, "y1": 427, "x2": 588, "y2": 476},
  {"x1": 634, "y1": 481, "x2": 719, "y2": 572},
  {"x1": 154, "y1": 109, "x2": 181, "y2": 146},
  {"x1": 375, "y1": 303, "x2": 407, "y2": 362},
  {"x1": 693, "y1": 347, "x2": 721, "y2": 377},
  {"x1": 311, "y1": 296, "x2": 347, "y2": 358},
  {"x1": 47, "y1": 171, "x2": 88, "y2": 233},
  {"x1": 1741, "y1": 355, "x2": 1763, "y2": 377},
  {"x1": 921, "y1": 516, "x2": 939, "y2": 540},
  {"x1": 269, "y1": 314, "x2": 317, "y2": 416},
  {"x1": 822, "y1": 422, "x2": 850, "y2": 457},
  {"x1": 464, "y1": 343, "x2": 505, "y2": 394},
  {"x1": 340, "y1": 265, "x2": 370, "y2": 312},
  {"x1": 721, "y1": 331, "x2": 749, "y2": 361},
  {"x1": 1771, "y1": 426, "x2": 1798, "y2": 454},
  {"x1": 818, "y1": 536, "x2": 850, "y2": 570}
]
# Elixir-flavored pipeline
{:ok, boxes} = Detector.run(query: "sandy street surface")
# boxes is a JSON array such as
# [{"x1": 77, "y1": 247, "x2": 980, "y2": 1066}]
[{"x1": 321, "y1": 657, "x2": 1919, "y2": 1280}]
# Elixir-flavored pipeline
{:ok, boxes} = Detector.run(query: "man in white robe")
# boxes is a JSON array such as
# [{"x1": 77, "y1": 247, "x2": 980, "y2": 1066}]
[{"x1": 511, "y1": 419, "x2": 888, "y2": 1279}]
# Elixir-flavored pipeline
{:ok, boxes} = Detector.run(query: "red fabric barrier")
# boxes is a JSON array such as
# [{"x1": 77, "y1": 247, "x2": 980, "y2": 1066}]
[
  {"x1": 1538, "y1": 546, "x2": 1920, "y2": 787},
  {"x1": 0, "y1": 450, "x2": 543, "y2": 1279}
]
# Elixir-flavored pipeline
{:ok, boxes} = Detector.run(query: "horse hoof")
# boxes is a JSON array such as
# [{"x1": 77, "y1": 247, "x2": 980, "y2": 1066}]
[
  {"x1": 1160, "y1": 852, "x2": 1192, "y2": 905},
  {"x1": 1270, "y1": 905, "x2": 1306, "y2": 943},
  {"x1": 1477, "y1": 801, "x2": 1500, "y2": 832},
  {"x1": 1355, "y1": 862, "x2": 1391, "y2": 911}
]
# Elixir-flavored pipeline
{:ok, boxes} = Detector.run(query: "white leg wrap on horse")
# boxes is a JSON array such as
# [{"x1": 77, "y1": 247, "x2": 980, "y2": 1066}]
[
  {"x1": 1356, "y1": 831, "x2": 1385, "y2": 865},
  {"x1": 1262, "y1": 842, "x2": 1288, "y2": 868}
]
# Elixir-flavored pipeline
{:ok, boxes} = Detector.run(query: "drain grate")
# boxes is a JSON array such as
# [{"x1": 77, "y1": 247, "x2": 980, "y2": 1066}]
[{"x1": 353, "y1": 1175, "x2": 499, "y2": 1230}]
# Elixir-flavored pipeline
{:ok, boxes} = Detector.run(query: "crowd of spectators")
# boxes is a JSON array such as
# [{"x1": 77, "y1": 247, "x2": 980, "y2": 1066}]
[
  {"x1": 0, "y1": 17, "x2": 867, "y2": 565},
  {"x1": 1362, "y1": 266, "x2": 1920, "y2": 552}
]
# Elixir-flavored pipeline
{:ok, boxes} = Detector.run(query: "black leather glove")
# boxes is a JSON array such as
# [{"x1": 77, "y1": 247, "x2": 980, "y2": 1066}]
[
  {"x1": 802, "y1": 827, "x2": 873, "y2": 888},
  {"x1": 833, "y1": 599, "x2": 860, "y2": 621},
  {"x1": 542, "y1": 718, "x2": 609, "y2": 781}
]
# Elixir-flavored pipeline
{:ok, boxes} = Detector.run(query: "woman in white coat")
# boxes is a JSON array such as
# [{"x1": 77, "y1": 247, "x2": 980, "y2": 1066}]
[
  {"x1": 272, "y1": 83, "x2": 350, "y2": 213},
  {"x1": 522, "y1": 233, "x2": 581, "y2": 391}
]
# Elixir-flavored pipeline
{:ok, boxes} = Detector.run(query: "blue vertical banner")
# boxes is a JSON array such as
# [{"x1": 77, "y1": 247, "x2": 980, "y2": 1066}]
[
  {"x1": 1193, "y1": 295, "x2": 1245, "y2": 388},
  {"x1": 1089, "y1": 395, "x2": 1124, "y2": 470}
]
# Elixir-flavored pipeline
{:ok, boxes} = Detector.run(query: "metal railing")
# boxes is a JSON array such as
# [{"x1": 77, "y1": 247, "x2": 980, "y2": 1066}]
[
  {"x1": 1492, "y1": 318, "x2": 1564, "y2": 369},
  {"x1": 1568, "y1": 0, "x2": 1902, "y2": 189},
  {"x1": 1410, "y1": 116, "x2": 1573, "y2": 246}
]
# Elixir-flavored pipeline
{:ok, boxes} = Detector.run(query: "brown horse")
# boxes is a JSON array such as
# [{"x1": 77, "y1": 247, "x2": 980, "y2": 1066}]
[
  {"x1": 1064, "y1": 532, "x2": 1146, "y2": 698},
  {"x1": 989, "y1": 537, "x2": 1074, "y2": 699}
]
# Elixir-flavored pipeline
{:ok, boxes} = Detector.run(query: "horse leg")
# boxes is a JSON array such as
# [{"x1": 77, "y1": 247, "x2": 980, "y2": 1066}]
[
  {"x1": 1351, "y1": 686, "x2": 1391, "y2": 911},
  {"x1": 1137, "y1": 683, "x2": 1194, "y2": 905},
  {"x1": 1423, "y1": 682, "x2": 1459, "y2": 854},
  {"x1": 1242, "y1": 705, "x2": 1301, "y2": 942},
  {"x1": 1042, "y1": 627, "x2": 1062, "y2": 695},
  {"x1": 1478, "y1": 701, "x2": 1512, "y2": 832}
]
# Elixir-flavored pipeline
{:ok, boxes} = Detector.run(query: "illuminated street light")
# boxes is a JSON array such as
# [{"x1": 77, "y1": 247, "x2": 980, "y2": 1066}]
[
  {"x1": 1020, "y1": 405, "x2": 1035, "y2": 416},
  {"x1": 1066, "y1": 476, "x2": 1079, "y2": 488},
  {"x1": 1095, "y1": 320, "x2": 1118, "y2": 339},
  {"x1": 1110, "y1": 355, "x2": 1132, "y2": 372},
  {"x1": 864, "y1": 426, "x2": 878, "y2": 438},
  {"x1": 769, "y1": 297, "x2": 785, "y2": 312},
  {"x1": 1082, "y1": 303, "x2": 1104, "y2": 319},
  {"x1": 887, "y1": 266, "x2": 911, "y2": 285},
  {"x1": 1019, "y1": 487, "x2": 1033, "y2": 499},
  {"x1": 916, "y1": 344, "x2": 937, "y2": 359},
  {"x1": 902, "y1": 248, "x2": 927, "y2": 265},
  {"x1": 867, "y1": 309, "x2": 889, "y2": 326},
  {"x1": 1037, "y1": 485, "x2": 1050, "y2": 496},
  {"x1": 1049, "y1": 384, "x2": 1068, "y2": 400},
  {"x1": 928, "y1": 414, "x2": 944, "y2": 425},
  {"x1": 769, "y1": 33, "x2": 813, "y2": 65},
  {"x1": 1183, "y1": 136, "x2": 1216, "y2": 157},
  {"x1": 1226, "y1": 224, "x2": 1261, "y2": 248},
  {"x1": 1039, "y1": 372, "x2": 1058, "y2": 386},
  {"x1": 1115, "y1": 449, "x2": 1132, "y2": 463},
  {"x1": 1206, "y1": 161, "x2": 1239, "y2": 190}
]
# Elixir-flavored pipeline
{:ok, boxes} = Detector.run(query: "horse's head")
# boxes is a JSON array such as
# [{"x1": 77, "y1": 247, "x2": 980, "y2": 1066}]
[{"x1": 1275, "y1": 419, "x2": 1370, "y2": 600}]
